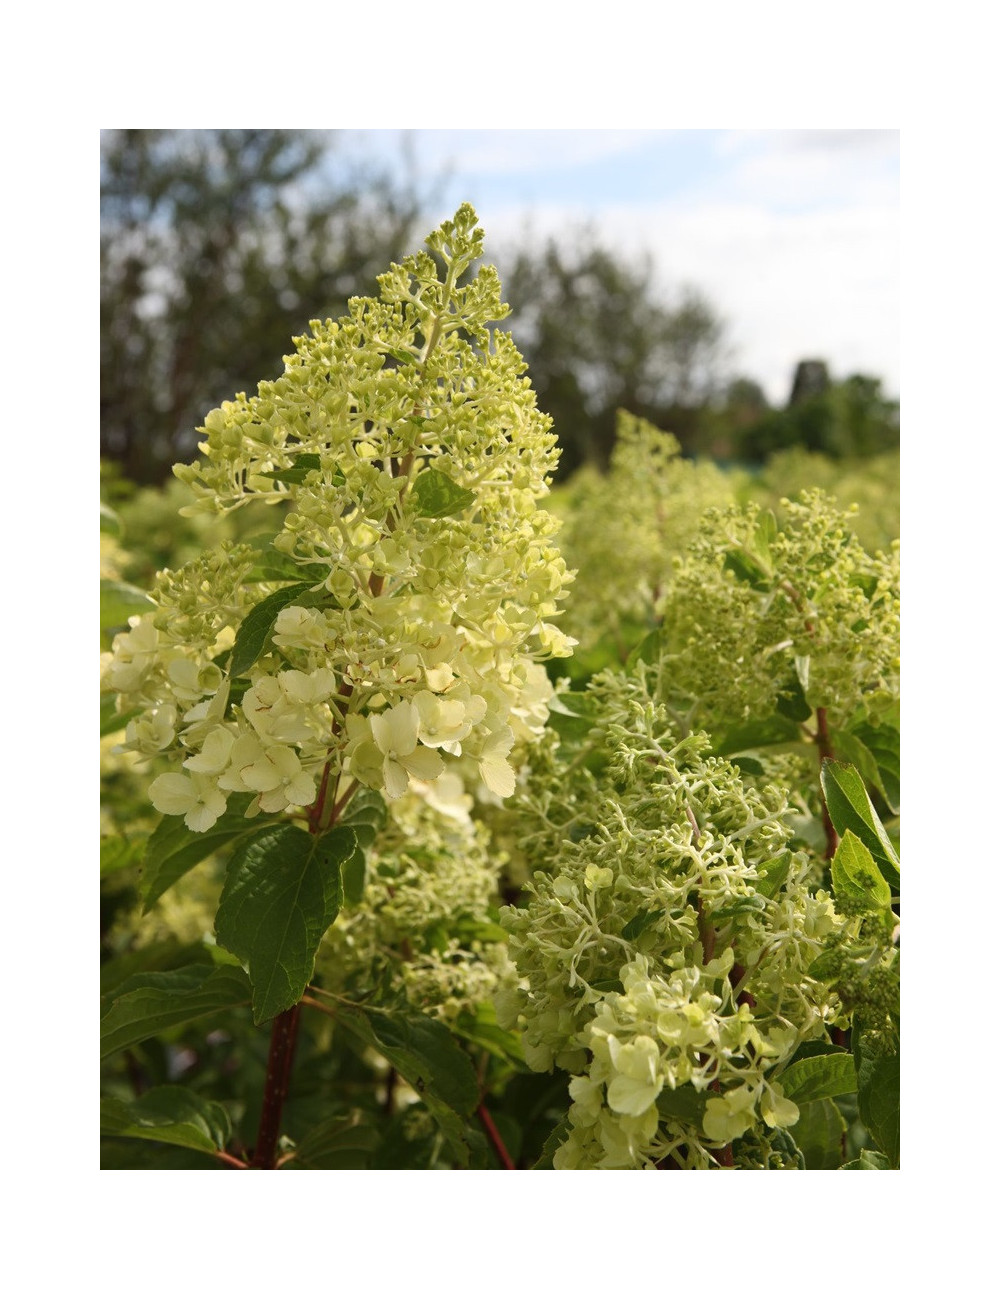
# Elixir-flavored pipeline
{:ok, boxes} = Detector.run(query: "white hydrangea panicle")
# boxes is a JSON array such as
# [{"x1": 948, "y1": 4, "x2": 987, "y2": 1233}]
[{"x1": 102, "y1": 205, "x2": 573, "y2": 829}]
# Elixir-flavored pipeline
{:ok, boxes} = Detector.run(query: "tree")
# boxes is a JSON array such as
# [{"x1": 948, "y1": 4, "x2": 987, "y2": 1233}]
[
  {"x1": 500, "y1": 234, "x2": 730, "y2": 475},
  {"x1": 101, "y1": 130, "x2": 431, "y2": 483}
]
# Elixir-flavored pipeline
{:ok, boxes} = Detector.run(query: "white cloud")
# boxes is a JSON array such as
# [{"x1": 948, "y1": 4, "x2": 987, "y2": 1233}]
[{"x1": 476, "y1": 195, "x2": 899, "y2": 405}]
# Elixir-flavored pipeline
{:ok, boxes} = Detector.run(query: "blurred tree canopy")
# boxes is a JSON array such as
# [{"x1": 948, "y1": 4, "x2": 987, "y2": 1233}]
[
  {"x1": 100, "y1": 131, "x2": 897, "y2": 485},
  {"x1": 501, "y1": 236, "x2": 729, "y2": 474},
  {"x1": 101, "y1": 129, "x2": 429, "y2": 483}
]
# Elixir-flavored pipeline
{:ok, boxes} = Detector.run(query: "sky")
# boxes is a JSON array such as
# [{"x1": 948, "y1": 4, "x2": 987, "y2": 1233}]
[{"x1": 335, "y1": 129, "x2": 899, "y2": 406}]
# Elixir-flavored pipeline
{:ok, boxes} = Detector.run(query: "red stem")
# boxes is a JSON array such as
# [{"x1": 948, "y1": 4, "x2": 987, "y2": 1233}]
[
  {"x1": 250, "y1": 1004, "x2": 301, "y2": 1169},
  {"x1": 477, "y1": 1102, "x2": 516, "y2": 1170}
]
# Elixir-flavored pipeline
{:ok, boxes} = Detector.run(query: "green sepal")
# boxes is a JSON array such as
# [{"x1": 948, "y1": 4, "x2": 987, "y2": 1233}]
[
  {"x1": 101, "y1": 579, "x2": 153, "y2": 631},
  {"x1": 140, "y1": 794, "x2": 261, "y2": 912},
  {"x1": 100, "y1": 960, "x2": 251, "y2": 1058},
  {"x1": 778, "y1": 1051, "x2": 857, "y2": 1104},
  {"x1": 215, "y1": 823, "x2": 356, "y2": 1023},
  {"x1": 831, "y1": 830, "x2": 892, "y2": 913},
  {"x1": 411, "y1": 468, "x2": 476, "y2": 518},
  {"x1": 821, "y1": 759, "x2": 900, "y2": 891},
  {"x1": 228, "y1": 582, "x2": 323, "y2": 678},
  {"x1": 100, "y1": 1085, "x2": 232, "y2": 1157}
]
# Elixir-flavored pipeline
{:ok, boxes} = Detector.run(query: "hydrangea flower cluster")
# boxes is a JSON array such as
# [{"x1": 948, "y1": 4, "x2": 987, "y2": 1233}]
[
  {"x1": 499, "y1": 668, "x2": 844, "y2": 1169},
  {"x1": 554, "y1": 412, "x2": 733, "y2": 655},
  {"x1": 316, "y1": 787, "x2": 512, "y2": 1023},
  {"x1": 658, "y1": 490, "x2": 900, "y2": 739},
  {"x1": 102, "y1": 206, "x2": 573, "y2": 832}
]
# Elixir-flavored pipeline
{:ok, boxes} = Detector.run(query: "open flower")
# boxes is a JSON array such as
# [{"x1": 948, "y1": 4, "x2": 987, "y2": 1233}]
[
  {"x1": 149, "y1": 771, "x2": 227, "y2": 832},
  {"x1": 369, "y1": 701, "x2": 444, "y2": 799}
]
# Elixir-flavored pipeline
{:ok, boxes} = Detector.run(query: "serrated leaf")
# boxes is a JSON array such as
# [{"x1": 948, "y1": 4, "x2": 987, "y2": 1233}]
[
  {"x1": 855, "y1": 1034, "x2": 899, "y2": 1168},
  {"x1": 777, "y1": 673, "x2": 812, "y2": 722},
  {"x1": 831, "y1": 831, "x2": 892, "y2": 912},
  {"x1": 723, "y1": 547, "x2": 772, "y2": 591},
  {"x1": 340, "y1": 844, "x2": 367, "y2": 907},
  {"x1": 789, "y1": 1098, "x2": 846, "y2": 1169},
  {"x1": 335, "y1": 1003, "x2": 480, "y2": 1167},
  {"x1": 100, "y1": 1086, "x2": 232, "y2": 1156},
  {"x1": 229, "y1": 582, "x2": 319, "y2": 678},
  {"x1": 778, "y1": 1052, "x2": 857, "y2": 1104},
  {"x1": 215, "y1": 824, "x2": 355, "y2": 1023},
  {"x1": 821, "y1": 759, "x2": 900, "y2": 891},
  {"x1": 100, "y1": 963, "x2": 251, "y2": 1058},
  {"x1": 140, "y1": 794, "x2": 260, "y2": 912},
  {"x1": 454, "y1": 1005, "x2": 526, "y2": 1069},
  {"x1": 336, "y1": 1004, "x2": 478, "y2": 1115},
  {"x1": 339, "y1": 786, "x2": 387, "y2": 848},
  {"x1": 411, "y1": 468, "x2": 476, "y2": 518},
  {"x1": 101, "y1": 579, "x2": 153, "y2": 630}
]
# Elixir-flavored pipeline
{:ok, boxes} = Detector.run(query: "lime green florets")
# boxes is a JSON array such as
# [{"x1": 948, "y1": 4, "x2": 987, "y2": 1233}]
[
  {"x1": 658, "y1": 491, "x2": 899, "y2": 739},
  {"x1": 102, "y1": 206, "x2": 573, "y2": 829},
  {"x1": 499, "y1": 668, "x2": 843, "y2": 1169}
]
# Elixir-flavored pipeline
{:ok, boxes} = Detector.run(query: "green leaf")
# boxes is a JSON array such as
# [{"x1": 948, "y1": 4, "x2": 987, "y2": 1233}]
[
  {"x1": 656, "y1": 1085, "x2": 709, "y2": 1127},
  {"x1": 711, "y1": 894, "x2": 769, "y2": 921},
  {"x1": 821, "y1": 759, "x2": 900, "y2": 891},
  {"x1": 229, "y1": 582, "x2": 320, "y2": 678},
  {"x1": 215, "y1": 824, "x2": 355, "y2": 1023},
  {"x1": 253, "y1": 453, "x2": 334, "y2": 485},
  {"x1": 101, "y1": 834, "x2": 148, "y2": 877},
  {"x1": 789, "y1": 1098, "x2": 846, "y2": 1169},
  {"x1": 454, "y1": 1005, "x2": 526, "y2": 1069},
  {"x1": 100, "y1": 692, "x2": 140, "y2": 736},
  {"x1": 140, "y1": 794, "x2": 260, "y2": 912},
  {"x1": 531, "y1": 1116, "x2": 571, "y2": 1169},
  {"x1": 622, "y1": 908, "x2": 666, "y2": 941},
  {"x1": 830, "y1": 728, "x2": 895, "y2": 810},
  {"x1": 101, "y1": 579, "x2": 153, "y2": 630},
  {"x1": 336, "y1": 1004, "x2": 478, "y2": 1115},
  {"x1": 625, "y1": 627, "x2": 663, "y2": 671},
  {"x1": 715, "y1": 714, "x2": 802, "y2": 754},
  {"x1": 101, "y1": 962, "x2": 251, "y2": 1058},
  {"x1": 723, "y1": 545, "x2": 772, "y2": 591},
  {"x1": 776, "y1": 673, "x2": 812, "y2": 722},
  {"x1": 778, "y1": 1052, "x2": 857, "y2": 1104},
  {"x1": 100, "y1": 1086, "x2": 232, "y2": 1156},
  {"x1": 755, "y1": 852, "x2": 792, "y2": 899},
  {"x1": 411, "y1": 468, "x2": 476, "y2": 518},
  {"x1": 831, "y1": 831, "x2": 892, "y2": 912},
  {"x1": 335, "y1": 1003, "x2": 480, "y2": 1166},
  {"x1": 339, "y1": 786, "x2": 387, "y2": 848},
  {"x1": 289, "y1": 1114, "x2": 380, "y2": 1169},
  {"x1": 842, "y1": 1148, "x2": 892, "y2": 1170},
  {"x1": 855, "y1": 1034, "x2": 900, "y2": 1168}
]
